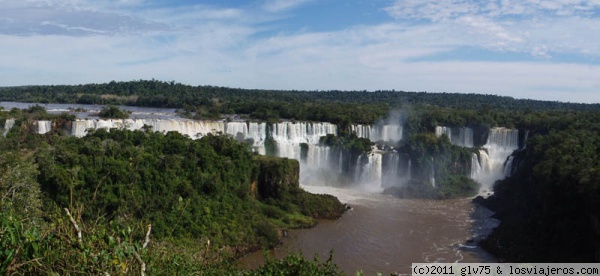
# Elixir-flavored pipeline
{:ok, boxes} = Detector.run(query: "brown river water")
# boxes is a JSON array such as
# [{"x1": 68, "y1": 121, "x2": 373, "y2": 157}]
[{"x1": 238, "y1": 185, "x2": 498, "y2": 275}]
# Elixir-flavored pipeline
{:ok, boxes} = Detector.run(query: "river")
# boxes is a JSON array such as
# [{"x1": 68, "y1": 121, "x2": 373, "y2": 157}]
[
  {"x1": 2, "y1": 101, "x2": 500, "y2": 274},
  {"x1": 238, "y1": 185, "x2": 498, "y2": 275}
]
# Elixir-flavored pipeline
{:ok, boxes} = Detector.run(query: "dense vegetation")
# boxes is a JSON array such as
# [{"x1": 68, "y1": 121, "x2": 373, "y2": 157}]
[
  {"x1": 385, "y1": 133, "x2": 478, "y2": 199},
  {"x1": 1, "y1": 79, "x2": 599, "y2": 264},
  {"x1": 0, "y1": 109, "x2": 344, "y2": 274},
  {"x1": 2, "y1": 80, "x2": 600, "y2": 126},
  {"x1": 476, "y1": 111, "x2": 600, "y2": 262},
  {"x1": 98, "y1": 105, "x2": 131, "y2": 119}
]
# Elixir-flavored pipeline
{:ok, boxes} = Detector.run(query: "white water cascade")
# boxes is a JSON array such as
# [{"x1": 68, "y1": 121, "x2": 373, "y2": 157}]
[
  {"x1": 270, "y1": 122, "x2": 337, "y2": 160},
  {"x1": 429, "y1": 158, "x2": 436, "y2": 188},
  {"x1": 37, "y1": 120, "x2": 52, "y2": 134},
  {"x1": 435, "y1": 126, "x2": 474, "y2": 148},
  {"x1": 351, "y1": 124, "x2": 403, "y2": 143},
  {"x1": 71, "y1": 119, "x2": 228, "y2": 138},
  {"x1": 71, "y1": 119, "x2": 337, "y2": 158},
  {"x1": 18, "y1": 115, "x2": 524, "y2": 194},
  {"x1": 471, "y1": 127, "x2": 519, "y2": 195},
  {"x1": 382, "y1": 153, "x2": 400, "y2": 188},
  {"x1": 356, "y1": 151, "x2": 383, "y2": 192},
  {"x1": 3, "y1": 118, "x2": 15, "y2": 136}
]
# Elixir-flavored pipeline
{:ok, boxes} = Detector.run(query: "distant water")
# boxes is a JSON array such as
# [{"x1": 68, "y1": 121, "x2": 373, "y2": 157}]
[
  {"x1": 0, "y1": 102, "x2": 178, "y2": 119},
  {"x1": 238, "y1": 185, "x2": 498, "y2": 275}
]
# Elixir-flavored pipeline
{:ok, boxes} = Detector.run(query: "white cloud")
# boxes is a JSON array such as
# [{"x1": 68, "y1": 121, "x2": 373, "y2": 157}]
[
  {"x1": 383, "y1": 0, "x2": 600, "y2": 59},
  {"x1": 0, "y1": 1, "x2": 169, "y2": 36},
  {"x1": 262, "y1": 0, "x2": 314, "y2": 13},
  {"x1": 0, "y1": 0, "x2": 598, "y2": 104}
]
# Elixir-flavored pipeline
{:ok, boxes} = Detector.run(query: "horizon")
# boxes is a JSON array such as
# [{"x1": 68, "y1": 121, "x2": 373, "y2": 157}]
[
  {"x1": 2, "y1": 79, "x2": 598, "y2": 106},
  {"x1": 1, "y1": 1, "x2": 599, "y2": 103}
]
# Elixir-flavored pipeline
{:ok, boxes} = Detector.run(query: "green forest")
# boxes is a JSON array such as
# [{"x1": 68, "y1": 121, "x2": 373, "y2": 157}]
[
  {"x1": 1, "y1": 80, "x2": 599, "y2": 273},
  {"x1": 0, "y1": 108, "x2": 345, "y2": 274},
  {"x1": 2, "y1": 79, "x2": 599, "y2": 125}
]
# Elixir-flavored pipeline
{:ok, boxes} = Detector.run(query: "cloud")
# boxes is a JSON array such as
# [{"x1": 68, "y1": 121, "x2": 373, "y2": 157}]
[
  {"x1": 0, "y1": 0, "x2": 169, "y2": 36},
  {"x1": 262, "y1": 0, "x2": 314, "y2": 13},
  {"x1": 385, "y1": 0, "x2": 600, "y2": 20},
  {"x1": 383, "y1": 0, "x2": 600, "y2": 59},
  {"x1": 0, "y1": 0, "x2": 598, "y2": 104}
]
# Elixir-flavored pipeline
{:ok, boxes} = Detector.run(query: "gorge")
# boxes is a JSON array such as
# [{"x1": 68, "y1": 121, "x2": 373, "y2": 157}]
[
  {"x1": 0, "y1": 103, "x2": 527, "y2": 272},
  {"x1": 2, "y1": 80, "x2": 599, "y2": 274},
  {"x1": 4, "y1": 109, "x2": 523, "y2": 196}
]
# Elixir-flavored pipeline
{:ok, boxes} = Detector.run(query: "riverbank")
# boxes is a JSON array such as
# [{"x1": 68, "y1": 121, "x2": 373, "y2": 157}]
[{"x1": 238, "y1": 185, "x2": 497, "y2": 275}]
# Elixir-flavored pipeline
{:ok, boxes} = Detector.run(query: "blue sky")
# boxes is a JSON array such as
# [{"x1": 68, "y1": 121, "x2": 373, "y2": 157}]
[{"x1": 1, "y1": 0, "x2": 599, "y2": 103}]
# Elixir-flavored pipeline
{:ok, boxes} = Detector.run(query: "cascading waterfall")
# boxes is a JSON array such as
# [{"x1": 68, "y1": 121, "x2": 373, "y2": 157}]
[
  {"x1": 71, "y1": 119, "x2": 229, "y2": 138},
  {"x1": 358, "y1": 152, "x2": 383, "y2": 191},
  {"x1": 37, "y1": 120, "x2": 52, "y2": 134},
  {"x1": 301, "y1": 145, "x2": 337, "y2": 185},
  {"x1": 470, "y1": 153, "x2": 482, "y2": 179},
  {"x1": 270, "y1": 122, "x2": 337, "y2": 160},
  {"x1": 503, "y1": 156, "x2": 514, "y2": 177},
  {"x1": 382, "y1": 152, "x2": 400, "y2": 188},
  {"x1": 435, "y1": 126, "x2": 474, "y2": 148},
  {"x1": 407, "y1": 159, "x2": 412, "y2": 180},
  {"x1": 71, "y1": 119, "x2": 336, "y2": 159},
  {"x1": 471, "y1": 127, "x2": 519, "y2": 195},
  {"x1": 65, "y1": 118, "x2": 415, "y2": 188},
  {"x1": 37, "y1": 116, "x2": 524, "y2": 194},
  {"x1": 68, "y1": 118, "x2": 343, "y2": 184},
  {"x1": 435, "y1": 126, "x2": 452, "y2": 141},
  {"x1": 3, "y1": 118, "x2": 15, "y2": 136},
  {"x1": 351, "y1": 124, "x2": 403, "y2": 143},
  {"x1": 429, "y1": 158, "x2": 436, "y2": 188}
]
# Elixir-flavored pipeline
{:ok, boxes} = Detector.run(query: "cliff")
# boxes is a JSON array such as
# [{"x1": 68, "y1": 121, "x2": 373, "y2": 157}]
[
  {"x1": 255, "y1": 156, "x2": 300, "y2": 200},
  {"x1": 254, "y1": 155, "x2": 345, "y2": 220}
]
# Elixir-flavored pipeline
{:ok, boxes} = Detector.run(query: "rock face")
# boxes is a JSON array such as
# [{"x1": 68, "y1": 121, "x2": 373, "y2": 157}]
[
  {"x1": 255, "y1": 156, "x2": 300, "y2": 200},
  {"x1": 254, "y1": 155, "x2": 345, "y2": 220}
]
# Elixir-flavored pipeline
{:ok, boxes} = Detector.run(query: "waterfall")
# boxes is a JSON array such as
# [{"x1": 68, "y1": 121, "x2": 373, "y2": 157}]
[
  {"x1": 69, "y1": 119, "x2": 341, "y2": 183},
  {"x1": 471, "y1": 127, "x2": 519, "y2": 195},
  {"x1": 358, "y1": 152, "x2": 383, "y2": 191},
  {"x1": 435, "y1": 126, "x2": 452, "y2": 140},
  {"x1": 457, "y1": 127, "x2": 474, "y2": 148},
  {"x1": 37, "y1": 120, "x2": 52, "y2": 134},
  {"x1": 270, "y1": 122, "x2": 337, "y2": 160},
  {"x1": 71, "y1": 119, "x2": 229, "y2": 138},
  {"x1": 65, "y1": 117, "x2": 528, "y2": 194},
  {"x1": 306, "y1": 145, "x2": 330, "y2": 168},
  {"x1": 338, "y1": 150, "x2": 343, "y2": 173},
  {"x1": 352, "y1": 124, "x2": 403, "y2": 143},
  {"x1": 66, "y1": 118, "x2": 419, "y2": 189},
  {"x1": 300, "y1": 145, "x2": 336, "y2": 185},
  {"x1": 429, "y1": 158, "x2": 436, "y2": 188},
  {"x1": 470, "y1": 153, "x2": 481, "y2": 179},
  {"x1": 503, "y1": 156, "x2": 514, "y2": 177},
  {"x1": 3, "y1": 118, "x2": 15, "y2": 136},
  {"x1": 407, "y1": 159, "x2": 412, "y2": 180},
  {"x1": 382, "y1": 152, "x2": 400, "y2": 188},
  {"x1": 435, "y1": 126, "x2": 474, "y2": 147}
]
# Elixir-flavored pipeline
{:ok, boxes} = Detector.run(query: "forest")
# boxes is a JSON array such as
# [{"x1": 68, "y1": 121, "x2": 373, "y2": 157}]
[
  {"x1": 1, "y1": 80, "x2": 599, "y2": 273},
  {"x1": 0, "y1": 107, "x2": 345, "y2": 274},
  {"x1": 2, "y1": 79, "x2": 600, "y2": 125}
]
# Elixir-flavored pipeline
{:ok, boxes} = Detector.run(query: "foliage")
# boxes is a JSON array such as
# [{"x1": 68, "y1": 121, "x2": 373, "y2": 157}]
[
  {"x1": 479, "y1": 117, "x2": 600, "y2": 262},
  {"x1": 246, "y1": 251, "x2": 342, "y2": 276},
  {"x1": 1, "y1": 80, "x2": 600, "y2": 127},
  {"x1": 2, "y1": 80, "x2": 600, "y2": 264},
  {"x1": 320, "y1": 133, "x2": 374, "y2": 154},
  {"x1": 381, "y1": 132, "x2": 475, "y2": 199},
  {"x1": 98, "y1": 105, "x2": 130, "y2": 119},
  {"x1": 0, "y1": 112, "x2": 345, "y2": 274}
]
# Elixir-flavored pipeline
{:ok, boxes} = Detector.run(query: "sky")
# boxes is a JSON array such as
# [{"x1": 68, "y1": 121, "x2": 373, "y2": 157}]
[{"x1": 1, "y1": 0, "x2": 599, "y2": 103}]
